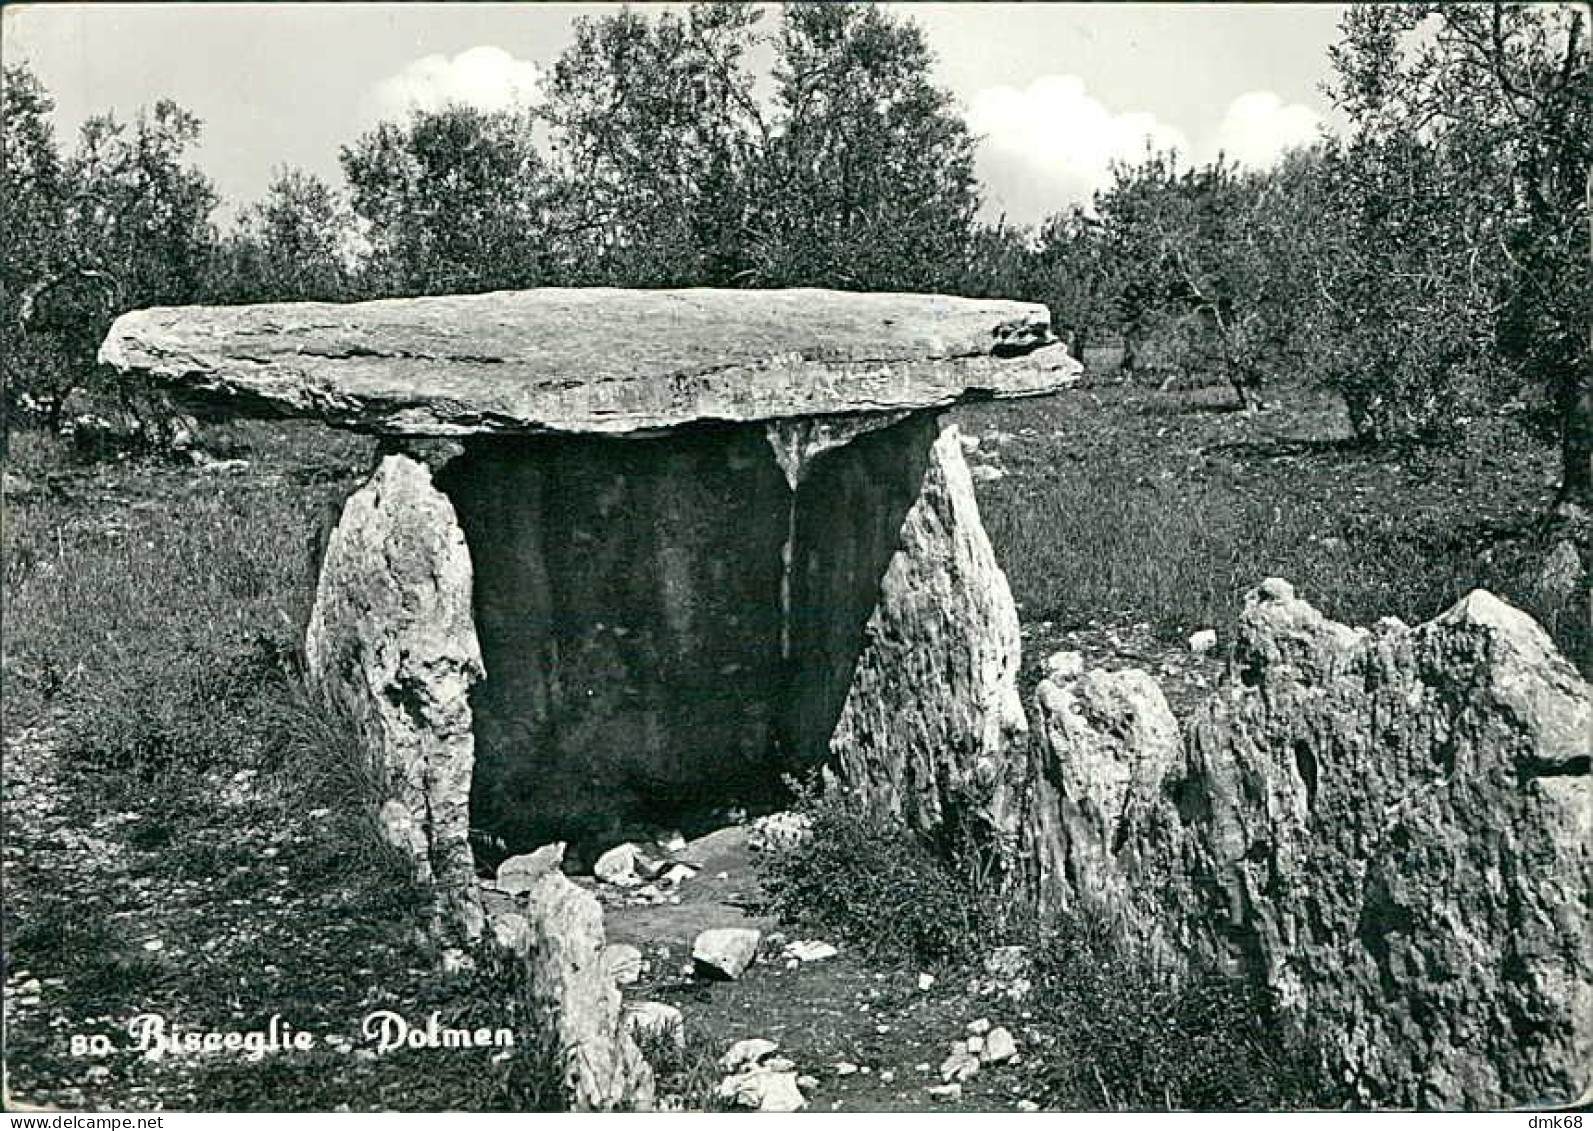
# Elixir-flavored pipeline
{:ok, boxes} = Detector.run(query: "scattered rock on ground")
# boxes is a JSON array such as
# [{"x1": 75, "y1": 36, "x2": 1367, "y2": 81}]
[
  {"x1": 717, "y1": 1068, "x2": 806, "y2": 1113},
  {"x1": 939, "y1": 1043, "x2": 981, "y2": 1083},
  {"x1": 782, "y1": 939, "x2": 838, "y2": 963},
  {"x1": 692, "y1": 927, "x2": 761, "y2": 981},
  {"x1": 594, "y1": 843, "x2": 643, "y2": 887},
  {"x1": 601, "y1": 943, "x2": 644, "y2": 986},
  {"x1": 720, "y1": 1038, "x2": 780, "y2": 1073},
  {"x1": 983, "y1": 1027, "x2": 1017, "y2": 1065}
]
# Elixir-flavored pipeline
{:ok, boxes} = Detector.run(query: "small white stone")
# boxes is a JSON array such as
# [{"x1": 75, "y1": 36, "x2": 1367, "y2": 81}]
[
  {"x1": 928, "y1": 1083, "x2": 962, "y2": 1102},
  {"x1": 918, "y1": 972, "x2": 935, "y2": 991},
  {"x1": 983, "y1": 1026, "x2": 1018, "y2": 1064},
  {"x1": 966, "y1": 1018, "x2": 991, "y2": 1035},
  {"x1": 1017, "y1": 1099, "x2": 1040, "y2": 1112},
  {"x1": 602, "y1": 943, "x2": 644, "y2": 986},
  {"x1": 1188, "y1": 628, "x2": 1218, "y2": 655},
  {"x1": 693, "y1": 927, "x2": 761, "y2": 980},
  {"x1": 834, "y1": 1062, "x2": 858, "y2": 1076},
  {"x1": 940, "y1": 1044, "x2": 981, "y2": 1083},
  {"x1": 783, "y1": 939, "x2": 839, "y2": 963}
]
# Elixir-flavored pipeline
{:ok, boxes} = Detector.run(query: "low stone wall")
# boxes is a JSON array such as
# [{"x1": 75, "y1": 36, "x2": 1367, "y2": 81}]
[{"x1": 1022, "y1": 580, "x2": 1592, "y2": 1110}]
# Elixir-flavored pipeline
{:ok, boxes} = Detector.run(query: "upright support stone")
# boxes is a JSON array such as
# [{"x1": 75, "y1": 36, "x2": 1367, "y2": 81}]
[
  {"x1": 824, "y1": 423, "x2": 1030, "y2": 842},
  {"x1": 304, "y1": 454, "x2": 485, "y2": 939}
]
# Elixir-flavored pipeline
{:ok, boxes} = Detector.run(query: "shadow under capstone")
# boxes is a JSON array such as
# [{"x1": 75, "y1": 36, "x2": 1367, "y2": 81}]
[{"x1": 436, "y1": 413, "x2": 934, "y2": 859}]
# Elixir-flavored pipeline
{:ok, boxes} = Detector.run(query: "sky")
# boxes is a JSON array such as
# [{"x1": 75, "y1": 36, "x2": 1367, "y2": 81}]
[{"x1": 2, "y1": 2, "x2": 1349, "y2": 226}]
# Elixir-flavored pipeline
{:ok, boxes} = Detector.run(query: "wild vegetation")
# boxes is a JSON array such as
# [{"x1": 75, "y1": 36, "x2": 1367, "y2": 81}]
[{"x1": 2, "y1": 0, "x2": 1588, "y2": 1112}]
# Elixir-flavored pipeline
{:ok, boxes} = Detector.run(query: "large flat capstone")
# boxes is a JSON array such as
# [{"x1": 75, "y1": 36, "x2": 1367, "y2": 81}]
[{"x1": 97, "y1": 288, "x2": 1077, "y2": 436}]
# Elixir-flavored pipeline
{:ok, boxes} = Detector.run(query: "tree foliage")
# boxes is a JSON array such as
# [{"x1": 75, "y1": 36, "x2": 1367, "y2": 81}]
[
  {"x1": 3, "y1": 64, "x2": 219, "y2": 434},
  {"x1": 542, "y1": 3, "x2": 765, "y2": 285},
  {"x1": 340, "y1": 104, "x2": 554, "y2": 296},
  {"x1": 212, "y1": 167, "x2": 353, "y2": 303},
  {"x1": 1323, "y1": 2, "x2": 1589, "y2": 485}
]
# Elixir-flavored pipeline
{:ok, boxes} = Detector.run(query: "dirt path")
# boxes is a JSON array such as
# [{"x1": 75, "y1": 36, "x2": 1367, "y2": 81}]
[{"x1": 596, "y1": 826, "x2": 1047, "y2": 1112}]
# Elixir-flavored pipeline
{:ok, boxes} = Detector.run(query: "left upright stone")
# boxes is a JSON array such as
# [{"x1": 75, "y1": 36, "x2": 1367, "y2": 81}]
[{"x1": 304, "y1": 453, "x2": 485, "y2": 941}]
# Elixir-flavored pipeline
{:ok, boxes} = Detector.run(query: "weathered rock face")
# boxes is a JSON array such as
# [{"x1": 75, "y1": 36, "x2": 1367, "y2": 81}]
[
  {"x1": 303, "y1": 454, "x2": 484, "y2": 939},
  {"x1": 1025, "y1": 667, "x2": 1183, "y2": 927},
  {"x1": 1179, "y1": 582, "x2": 1591, "y2": 1109},
  {"x1": 826, "y1": 424, "x2": 1029, "y2": 842},
  {"x1": 1028, "y1": 581, "x2": 1591, "y2": 1109},
  {"x1": 98, "y1": 288, "x2": 1077, "y2": 436},
  {"x1": 515, "y1": 871, "x2": 656, "y2": 1111}
]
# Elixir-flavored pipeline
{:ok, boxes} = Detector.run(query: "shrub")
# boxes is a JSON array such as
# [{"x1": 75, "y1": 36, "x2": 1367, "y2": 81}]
[{"x1": 754, "y1": 776, "x2": 1022, "y2": 965}]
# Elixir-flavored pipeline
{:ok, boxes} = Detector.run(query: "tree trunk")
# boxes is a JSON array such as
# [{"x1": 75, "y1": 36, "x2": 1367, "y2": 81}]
[
  {"x1": 1558, "y1": 165, "x2": 1593, "y2": 514},
  {"x1": 1561, "y1": 373, "x2": 1593, "y2": 515}
]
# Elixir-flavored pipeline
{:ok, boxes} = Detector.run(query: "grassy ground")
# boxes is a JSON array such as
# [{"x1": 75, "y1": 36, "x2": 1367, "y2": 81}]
[
  {"x1": 1, "y1": 371, "x2": 1568, "y2": 1111},
  {"x1": 2, "y1": 423, "x2": 562, "y2": 1111},
  {"x1": 954, "y1": 376, "x2": 1564, "y2": 696}
]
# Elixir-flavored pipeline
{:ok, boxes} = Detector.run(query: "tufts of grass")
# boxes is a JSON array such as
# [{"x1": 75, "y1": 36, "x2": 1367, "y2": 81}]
[
  {"x1": 631, "y1": 1020, "x2": 729, "y2": 1111},
  {"x1": 1025, "y1": 914, "x2": 1344, "y2": 1112},
  {"x1": 754, "y1": 777, "x2": 1023, "y2": 967}
]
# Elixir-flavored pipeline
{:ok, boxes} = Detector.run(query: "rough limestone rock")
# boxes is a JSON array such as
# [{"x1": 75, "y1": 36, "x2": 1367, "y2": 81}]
[
  {"x1": 98, "y1": 288, "x2": 1078, "y2": 436},
  {"x1": 1026, "y1": 666, "x2": 1184, "y2": 926},
  {"x1": 494, "y1": 843, "x2": 566, "y2": 896},
  {"x1": 601, "y1": 943, "x2": 644, "y2": 986},
  {"x1": 827, "y1": 423, "x2": 1029, "y2": 840},
  {"x1": 521, "y1": 871, "x2": 655, "y2": 1111},
  {"x1": 720, "y1": 1037, "x2": 780, "y2": 1072},
  {"x1": 303, "y1": 454, "x2": 483, "y2": 939},
  {"x1": 717, "y1": 1067, "x2": 807, "y2": 1112},
  {"x1": 693, "y1": 928, "x2": 761, "y2": 981},
  {"x1": 1175, "y1": 581, "x2": 1592, "y2": 1109}
]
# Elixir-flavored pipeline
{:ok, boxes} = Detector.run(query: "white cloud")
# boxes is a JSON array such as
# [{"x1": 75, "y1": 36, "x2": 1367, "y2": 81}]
[
  {"x1": 1212, "y1": 90, "x2": 1322, "y2": 169},
  {"x1": 967, "y1": 78, "x2": 1326, "y2": 224},
  {"x1": 967, "y1": 75, "x2": 1190, "y2": 223},
  {"x1": 368, "y1": 45, "x2": 544, "y2": 121}
]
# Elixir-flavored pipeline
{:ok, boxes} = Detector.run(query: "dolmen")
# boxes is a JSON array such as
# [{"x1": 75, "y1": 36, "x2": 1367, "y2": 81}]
[{"x1": 101, "y1": 288, "x2": 1078, "y2": 936}]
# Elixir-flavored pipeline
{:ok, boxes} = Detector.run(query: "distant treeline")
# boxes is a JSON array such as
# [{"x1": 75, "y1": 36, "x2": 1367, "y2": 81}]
[{"x1": 2, "y1": 3, "x2": 1587, "y2": 500}]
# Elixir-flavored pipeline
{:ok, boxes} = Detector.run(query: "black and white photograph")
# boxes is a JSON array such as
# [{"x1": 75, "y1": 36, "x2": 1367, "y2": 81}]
[{"x1": 1, "y1": 0, "x2": 1589, "y2": 1115}]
